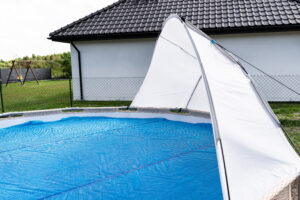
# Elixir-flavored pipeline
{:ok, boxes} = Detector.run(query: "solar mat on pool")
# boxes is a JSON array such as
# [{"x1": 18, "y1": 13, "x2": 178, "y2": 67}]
[{"x1": 0, "y1": 117, "x2": 222, "y2": 199}]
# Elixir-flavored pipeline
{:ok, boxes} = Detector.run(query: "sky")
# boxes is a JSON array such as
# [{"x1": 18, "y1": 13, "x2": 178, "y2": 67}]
[{"x1": 0, "y1": 0, "x2": 118, "y2": 61}]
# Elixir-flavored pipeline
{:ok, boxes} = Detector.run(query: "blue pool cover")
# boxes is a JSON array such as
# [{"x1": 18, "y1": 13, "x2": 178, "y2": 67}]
[{"x1": 0, "y1": 117, "x2": 222, "y2": 199}]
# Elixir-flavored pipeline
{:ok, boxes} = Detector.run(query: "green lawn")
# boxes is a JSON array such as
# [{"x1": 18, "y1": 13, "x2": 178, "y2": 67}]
[
  {"x1": 270, "y1": 103, "x2": 300, "y2": 151},
  {"x1": 1, "y1": 80, "x2": 130, "y2": 112},
  {"x1": 2, "y1": 80, "x2": 70, "y2": 112},
  {"x1": 0, "y1": 80, "x2": 299, "y2": 151}
]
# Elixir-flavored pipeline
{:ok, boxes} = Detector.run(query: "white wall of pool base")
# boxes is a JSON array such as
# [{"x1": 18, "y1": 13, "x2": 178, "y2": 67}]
[{"x1": 70, "y1": 31, "x2": 300, "y2": 102}]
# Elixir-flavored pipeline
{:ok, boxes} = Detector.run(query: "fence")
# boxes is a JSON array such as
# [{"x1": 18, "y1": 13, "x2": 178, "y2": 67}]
[
  {"x1": 70, "y1": 75, "x2": 300, "y2": 102},
  {"x1": 251, "y1": 75, "x2": 300, "y2": 102},
  {"x1": 0, "y1": 68, "x2": 51, "y2": 83},
  {"x1": 0, "y1": 77, "x2": 134, "y2": 114},
  {"x1": 72, "y1": 77, "x2": 144, "y2": 101},
  {"x1": 0, "y1": 75, "x2": 299, "y2": 114}
]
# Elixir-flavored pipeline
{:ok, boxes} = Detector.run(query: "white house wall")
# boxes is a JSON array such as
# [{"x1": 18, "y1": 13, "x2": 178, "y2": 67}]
[
  {"x1": 71, "y1": 38, "x2": 156, "y2": 100},
  {"x1": 71, "y1": 31, "x2": 300, "y2": 101},
  {"x1": 213, "y1": 31, "x2": 300, "y2": 101}
]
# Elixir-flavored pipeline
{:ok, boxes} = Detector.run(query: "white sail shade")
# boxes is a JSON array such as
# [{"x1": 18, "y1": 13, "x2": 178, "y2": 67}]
[{"x1": 131, "y1": 15, "x2": 300, "y2": 200}]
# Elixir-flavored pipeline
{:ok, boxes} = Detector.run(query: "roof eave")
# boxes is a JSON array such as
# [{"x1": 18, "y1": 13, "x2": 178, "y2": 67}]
[
  {"x1": 204, "y1": 24, "x2": 300, "y2": 35},
  {"x1": 49, "y1": 24, "x2": 300, "y2": 43},
  {"x1": 49, "y1": 31, "x2": 160, "y2": 42}
]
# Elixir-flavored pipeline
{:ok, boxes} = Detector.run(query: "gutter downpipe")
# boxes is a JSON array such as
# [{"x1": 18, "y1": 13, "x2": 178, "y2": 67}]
[{"x1": 71, "y1": 42, "x2": 83, "y2": 100}]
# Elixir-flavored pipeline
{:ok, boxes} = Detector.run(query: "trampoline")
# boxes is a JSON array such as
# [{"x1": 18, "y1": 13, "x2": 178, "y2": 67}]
[{"x1": 0, "y1": 112, "x2": 222, "y2": 200}]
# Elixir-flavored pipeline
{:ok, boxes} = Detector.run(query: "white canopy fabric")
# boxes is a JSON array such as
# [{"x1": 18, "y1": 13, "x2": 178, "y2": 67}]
[
  {"x1": 132, "y1": 16, "x2": 210, "y2": 112},
  {"x1": 131, "y1": 15, "x2": 300, "y2": 200}
]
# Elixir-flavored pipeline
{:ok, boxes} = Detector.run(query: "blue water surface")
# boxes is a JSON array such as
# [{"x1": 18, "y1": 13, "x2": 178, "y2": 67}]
[{"x1": 0, "y1": 117, "x2": 222, "y2": 200}]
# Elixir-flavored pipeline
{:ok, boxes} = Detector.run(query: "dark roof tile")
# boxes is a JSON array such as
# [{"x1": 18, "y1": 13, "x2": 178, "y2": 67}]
[{"x1": 49, "y1": 0, "x2": 300, "y2": 41}]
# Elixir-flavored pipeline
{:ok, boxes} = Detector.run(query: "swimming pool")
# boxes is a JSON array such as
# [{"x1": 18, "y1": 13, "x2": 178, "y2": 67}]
[{"x1": 0, "y1": 113, "x2": 222, "y2": 199}]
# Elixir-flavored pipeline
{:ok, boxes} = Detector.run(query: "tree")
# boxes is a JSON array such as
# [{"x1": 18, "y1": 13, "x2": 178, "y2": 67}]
[
  {"x1": 0, "y1": 52, "x2": 72, "y2": 78},
  {"x1": 23, "y1": 56, "x2": 29, "y2": 60},
  {"x1": 58, "y1": 52, "x2": 71, "y2": 77}
]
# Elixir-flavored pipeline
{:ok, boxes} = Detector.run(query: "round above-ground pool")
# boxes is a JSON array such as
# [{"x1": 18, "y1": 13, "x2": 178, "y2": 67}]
[{"x1": 0, "y1": 112, "x2": 222, "y2": 200}]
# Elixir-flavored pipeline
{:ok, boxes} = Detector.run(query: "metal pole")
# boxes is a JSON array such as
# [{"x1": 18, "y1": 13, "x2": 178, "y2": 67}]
[
  {"x1": 183, "y1": 21, "x2": 231, "y2": 200},
  {"x1": 69, "y1": 77, "x2": 73, "y2": 107},
  {"x1": 0, "y1": 80, "x2": 4, "y2": 113}
]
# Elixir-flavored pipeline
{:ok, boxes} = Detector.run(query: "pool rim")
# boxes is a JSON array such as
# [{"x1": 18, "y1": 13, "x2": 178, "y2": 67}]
[{"x1": 0, "y1": 107, "x2": 211, "y2": 129}]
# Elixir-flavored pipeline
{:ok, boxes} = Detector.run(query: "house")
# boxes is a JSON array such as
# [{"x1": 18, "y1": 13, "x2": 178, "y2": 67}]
[{"x1": 49, "y1": 0, "x2": 300, "y2": 101}]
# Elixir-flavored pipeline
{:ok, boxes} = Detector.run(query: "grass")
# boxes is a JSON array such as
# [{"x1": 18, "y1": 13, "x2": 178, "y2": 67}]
[
  {"x1": 270, "y1": 103, "x2": 300, "y2": 151},
  {"x1": 1, "y1": 80, "x2": 130, "y2": 112},
  {"x1": 73, "y1": 100, "x2": 130, "y2": 108},
  {"x1": 0, "y1": 80, "x2": 299, "y2": 151},
  {"x1": 2, "y1": 80, "x2": 70, "y2": 112}
]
